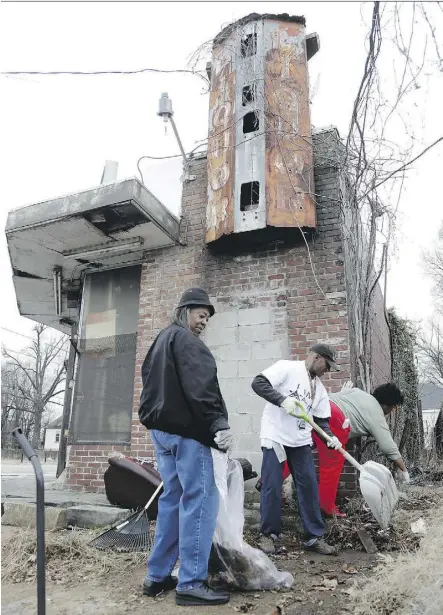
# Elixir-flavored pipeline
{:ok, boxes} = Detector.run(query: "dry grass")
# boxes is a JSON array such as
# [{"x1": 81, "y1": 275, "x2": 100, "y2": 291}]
[
  {"x1": 1, "y1": 528, "x2": 147, "y2": 585},
  {"x1": 351, "y1": 503, "x2": 443, "y2": 615}
]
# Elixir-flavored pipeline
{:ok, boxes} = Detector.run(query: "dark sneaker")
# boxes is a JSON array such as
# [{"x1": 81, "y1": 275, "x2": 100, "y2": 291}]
[
  {"x1": 258, "y1": 533, "x2": 278, "y2": 554},
  {"x1": 176, "y1": 583, "x2": 230, "y2": 606},
  {"x1": 304, "y1": 537, "x2": 338, "y2": 555},
  {"x1": 143, "y1": 575, "x2": 178, "y2": 597}
]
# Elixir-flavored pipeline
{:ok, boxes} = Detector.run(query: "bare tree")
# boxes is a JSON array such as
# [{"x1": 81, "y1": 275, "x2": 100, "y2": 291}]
[
  {"x1": 2, "y1": 325, "x2": 68, "y2": 449},
  {"x1": 1, "y1": 361, "x2": 35, "y2": 447},
  {"x1": 423, "y1": 222, "x2": 443, "y2": 315},
  {"x1": 417, "y1": 320, "x2": 443, "y2": 388}
]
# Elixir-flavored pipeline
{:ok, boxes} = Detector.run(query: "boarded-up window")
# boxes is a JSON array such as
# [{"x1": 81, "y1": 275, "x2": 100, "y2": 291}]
[{"x1": 71, "y1": 266, "x2": 141, "y2": 443}]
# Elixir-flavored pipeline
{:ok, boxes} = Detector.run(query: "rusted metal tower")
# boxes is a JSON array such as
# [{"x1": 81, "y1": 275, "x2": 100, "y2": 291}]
[{"x1": 206, "y1": 13, "x2": 319, "y2": 246}]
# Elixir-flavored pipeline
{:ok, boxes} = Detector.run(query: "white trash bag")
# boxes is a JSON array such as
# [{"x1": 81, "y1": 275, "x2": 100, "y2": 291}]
[{"x1": 209, "y1": 450, "x2": 294, "y2": 591}]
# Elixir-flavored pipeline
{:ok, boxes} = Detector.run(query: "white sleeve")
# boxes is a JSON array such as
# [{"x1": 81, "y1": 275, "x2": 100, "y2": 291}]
[
  {"x1": 313, "y1": 384, "x2": 331, "y2": 418},
  {"x1": 261, "y1": 360, "x2": 288, "y2": 391}
]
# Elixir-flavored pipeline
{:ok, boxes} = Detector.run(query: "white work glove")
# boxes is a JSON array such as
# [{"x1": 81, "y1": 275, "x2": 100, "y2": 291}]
[
  {"x1": 214, "y1": 429, "x2": 233, "y2": 453},
  {"x1": 327, "y1": 436, "x2": 341, "y2": 450},
  {"x1": 281, "y1": 397, "x2": 304, "y2": 417},
  {"x1": 341, "y1": 381, "x2": 354, "y2": 391},
  {"x1": 398, "y1": 470, "x2": 410, "y2": 483}
]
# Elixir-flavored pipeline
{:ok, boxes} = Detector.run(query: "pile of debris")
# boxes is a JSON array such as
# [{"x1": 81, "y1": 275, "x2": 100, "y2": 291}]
[{"x1": 326, "y1": 486, "x2": 443, "y2": 553}]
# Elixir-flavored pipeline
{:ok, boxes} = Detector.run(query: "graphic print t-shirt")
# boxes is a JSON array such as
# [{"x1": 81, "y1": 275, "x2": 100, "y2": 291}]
[{"x1": 259, "y1": 360, "x2": 331, "y2": 447}]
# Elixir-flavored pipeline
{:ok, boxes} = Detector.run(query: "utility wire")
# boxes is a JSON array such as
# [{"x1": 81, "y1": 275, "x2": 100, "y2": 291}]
[
  {"x1": 1, "y1": 67, "x2": 209, "y2": 84},
  {"x1": 1, "y1": 327, "x2": 35, "y2": 341}
]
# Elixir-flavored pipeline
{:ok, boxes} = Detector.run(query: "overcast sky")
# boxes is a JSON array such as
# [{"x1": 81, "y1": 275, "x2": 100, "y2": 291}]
[{"x1": 1, "y1": 1, "x2": 442, "y2": 354}]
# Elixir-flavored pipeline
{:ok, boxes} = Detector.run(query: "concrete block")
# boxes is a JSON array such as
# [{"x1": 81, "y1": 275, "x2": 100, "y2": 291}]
[
  {"x1": 239, "y1": 324, "x2": 272, "y2": 343},
  {"x1": 235, "y1": 433, "x2": 260, "y2": 452},
  {"x1": 237, "y1": 395, "x2": 265, "y2": 414},
  {"x1": 244, "y1": 490, "x2": 260, "y2": 504},
  {"x1": 205, "y1": 326, "x2": 236, "y2": 347},
  {"x1": 238, "y1": 307, "x2": 270, "y2": 326},
  {"x1": 238, "y1": 358, "x2": 274, "y2": 378},
  {"x1": 236, "y1": 378, "x2": 256, "y2": 397},
  {"x1": 218, "y1": 377, "x2": 239, "y2": 398},
  {"x1": 210, "y1": 311, "x2": 238, "y2": 328},
  {"x1": 2, "y1": 503, "x2": 67, "y2": 530},
  {"x1": 244, "y1": 507, "x2": 261, "y2": 529},
  {"x1": 229, "y1": 413, "x2": 253, "y2": 435},
  {"x1": 214, "y1": 343, "x2": 251, "y2": 361},
  {"x1": 251, "y1": 340, "x2": 285, "y2": 360},
  {"x1": 67, "y1": 504, "x2": 129, "y2": 529},
  {"x1": 250, "y1": 411, "x2": 263, "y2": 434},
  {"x1": 217, "y1": 360, "x2": 238, "y2": 379}
]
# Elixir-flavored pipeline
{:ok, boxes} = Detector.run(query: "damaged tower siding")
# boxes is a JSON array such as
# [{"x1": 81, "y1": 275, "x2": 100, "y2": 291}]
[{"x1": 207, "y1": 14, "x2": 317, "y2": 245}]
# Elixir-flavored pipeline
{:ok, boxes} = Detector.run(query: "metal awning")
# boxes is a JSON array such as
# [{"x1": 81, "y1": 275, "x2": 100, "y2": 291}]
[{"x1": 5, "y1": 177, "x2": 180, "y2": 333}]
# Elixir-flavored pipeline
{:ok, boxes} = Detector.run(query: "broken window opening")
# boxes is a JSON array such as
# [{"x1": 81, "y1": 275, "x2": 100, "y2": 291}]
[
  {"x1": 242, "y1": 84, "x2": 256, "y2": 106},
  {"x1": 241, "y1": 33, "x2": 257, "y2": 58},
  {"x1": 240, "y1": 181, "x2": 260, "y2": 212},
  {"x1": 243, "y1": 111, "x2": 259, "y2": 134}
]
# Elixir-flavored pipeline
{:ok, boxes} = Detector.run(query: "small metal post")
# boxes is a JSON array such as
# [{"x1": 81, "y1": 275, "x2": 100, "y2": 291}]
[{"x1": 12, "y1": 428, "x2": 46, "y2": 615}]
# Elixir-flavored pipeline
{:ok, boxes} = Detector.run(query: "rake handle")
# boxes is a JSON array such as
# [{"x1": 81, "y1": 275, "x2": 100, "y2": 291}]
[
  {"x1": 144, "y1": 481, "x2": 164, "y2": 511},
  {"x1": 294, "y1": 411, "x2": 365, "y2": 473}
]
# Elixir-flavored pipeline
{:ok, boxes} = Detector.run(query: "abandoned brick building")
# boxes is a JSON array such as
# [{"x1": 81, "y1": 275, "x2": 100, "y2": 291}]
[{"x1": 5, "y1": 13, "x2": 391, "y2": 498}]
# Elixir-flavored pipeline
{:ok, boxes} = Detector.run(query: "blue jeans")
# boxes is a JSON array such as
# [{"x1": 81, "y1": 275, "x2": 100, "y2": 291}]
[
  {"x1": 146, "y1": 430, "x2": 219, "y2": 591},
  {"x1": 260, "y1": 445, "x2": 325, "y2": 540}
]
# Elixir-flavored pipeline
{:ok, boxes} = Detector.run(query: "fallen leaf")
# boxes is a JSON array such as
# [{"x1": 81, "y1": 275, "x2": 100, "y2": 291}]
[
  {"x1": 342, "y1": 565, "x2": 358, "y2": 574},
  {"x1": 234, "y1": 603, "x2": 256, "y2": 613},
  {"x1": 322, "y1": 577, "x2": 338, "y2": 589}
]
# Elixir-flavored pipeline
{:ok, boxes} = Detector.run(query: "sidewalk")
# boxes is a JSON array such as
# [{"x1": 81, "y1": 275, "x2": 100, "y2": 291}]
[{"x1": 1, "y1": 458, "x2": 109, "y2": 507}]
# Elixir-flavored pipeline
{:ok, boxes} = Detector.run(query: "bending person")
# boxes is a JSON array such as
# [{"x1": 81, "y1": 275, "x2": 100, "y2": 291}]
[{"x1": 313, "y1": 382, "x2": 409, "y2": 516}]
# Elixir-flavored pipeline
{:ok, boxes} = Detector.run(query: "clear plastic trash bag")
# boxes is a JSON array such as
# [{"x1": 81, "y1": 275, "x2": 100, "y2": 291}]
[{"x1": 208, "y1": 449, "x2": 294, "y2": 591}]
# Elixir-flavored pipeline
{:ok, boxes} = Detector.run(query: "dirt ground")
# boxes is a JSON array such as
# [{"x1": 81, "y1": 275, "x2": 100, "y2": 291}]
[
  {"x1": 2, "y1": 481, "x2": 442, "y2": 615},
  {"x1": 1, "y1": 547, "x2": 374, "y2": 615}
]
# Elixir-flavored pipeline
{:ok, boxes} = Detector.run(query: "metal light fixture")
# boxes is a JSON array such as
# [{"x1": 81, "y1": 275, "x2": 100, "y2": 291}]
[
  {"x1": 63, "y1": 237, "x2": 144, "y2": 260},
  {"x1": 53, "y1": 267, "x2": 62, "y2": 315},
  {"x1": 157, "y1": 93, "x2": 196, "y2": 182}
]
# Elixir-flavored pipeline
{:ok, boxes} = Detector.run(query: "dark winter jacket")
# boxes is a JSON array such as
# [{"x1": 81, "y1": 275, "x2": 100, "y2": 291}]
[{"x1": 139, "y1": 323, "x2": 229, "y2": 447}]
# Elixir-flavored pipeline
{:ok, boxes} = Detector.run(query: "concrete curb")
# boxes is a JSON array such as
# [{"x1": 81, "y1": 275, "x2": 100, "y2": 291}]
[{"x1": 2, "y1": 502, "x2": 67, "y2": 530}]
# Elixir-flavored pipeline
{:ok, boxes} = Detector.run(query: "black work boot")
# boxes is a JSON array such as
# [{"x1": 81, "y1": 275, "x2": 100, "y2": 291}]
[
  {"x1": 143, "y1": 575, "x2": 178, "y2": 597},
  {"x1": 176, "y1": 583, "x2": 230, "y2": 606}
]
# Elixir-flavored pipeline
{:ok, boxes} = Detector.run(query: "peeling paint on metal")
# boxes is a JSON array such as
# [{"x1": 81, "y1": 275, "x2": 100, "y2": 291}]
[
  {"x1": 206, "y1": 40, "x2": 236, "y2": 243},
  {"x1": 207, "y1": 14, "x2": 316, "y2": 245},
  {"x1": 264, "y1": 20, "x2": 316, "y2": 228}
]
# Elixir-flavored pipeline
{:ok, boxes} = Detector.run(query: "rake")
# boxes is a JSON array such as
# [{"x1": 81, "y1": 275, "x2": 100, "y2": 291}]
[{"x1": 89, "y1": 481, "x2": 163, "y2": 552}]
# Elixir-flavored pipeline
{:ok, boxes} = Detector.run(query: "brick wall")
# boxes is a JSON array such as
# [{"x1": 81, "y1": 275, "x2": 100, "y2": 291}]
[
  {"x1": 130, "y1": 130, "x2": 357, "y2": 496},
  {"x1": 66, "y1": 129, "x2": 364, "y2": 497},
  {"x1": 65, "y1": 444, "x2": 130, "y2": 493}
]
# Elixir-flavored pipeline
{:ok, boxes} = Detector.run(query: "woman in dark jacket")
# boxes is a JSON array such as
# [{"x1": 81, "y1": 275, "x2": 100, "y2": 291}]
[{"x1": 139, "y1": 288, "x2": 232, "y2": 606}]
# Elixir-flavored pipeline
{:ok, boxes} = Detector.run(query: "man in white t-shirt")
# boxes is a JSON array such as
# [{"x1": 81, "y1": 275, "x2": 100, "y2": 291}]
[{"x1": 251, "y1": 344, "x2": 341, "y2": 555}]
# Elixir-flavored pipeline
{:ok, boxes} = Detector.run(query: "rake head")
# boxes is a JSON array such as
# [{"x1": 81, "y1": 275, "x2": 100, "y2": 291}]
[{"x1": 89, "y1": 509, "x2": 155, "y2": 553}]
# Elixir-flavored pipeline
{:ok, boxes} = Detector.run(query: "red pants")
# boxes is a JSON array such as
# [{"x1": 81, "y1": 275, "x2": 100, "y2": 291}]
[{"x1": 280, "y1": 401, "x2": 350, "y2": 514}]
